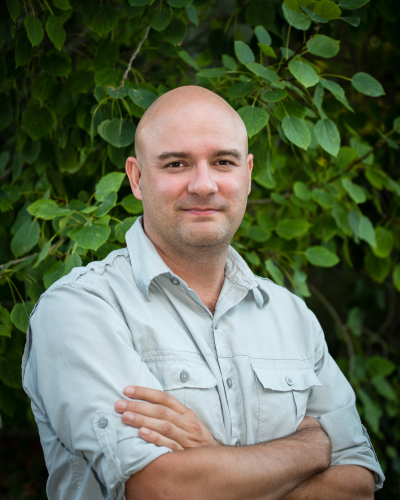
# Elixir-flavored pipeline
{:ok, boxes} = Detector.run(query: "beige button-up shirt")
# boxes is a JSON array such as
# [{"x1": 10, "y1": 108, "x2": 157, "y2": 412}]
[{"x1": 22, "y1": 217, "x2": 384, "y2": 499}]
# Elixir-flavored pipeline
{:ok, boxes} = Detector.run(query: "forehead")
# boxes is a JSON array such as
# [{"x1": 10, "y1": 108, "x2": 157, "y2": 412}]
[{"x1": 139, "y1": 101, "x2": 246, "y2": 157}]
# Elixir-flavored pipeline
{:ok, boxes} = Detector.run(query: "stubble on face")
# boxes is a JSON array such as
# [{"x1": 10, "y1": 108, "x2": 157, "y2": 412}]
[{"x1": 134, "y1": 86, "x2": 251, "y2": 260}]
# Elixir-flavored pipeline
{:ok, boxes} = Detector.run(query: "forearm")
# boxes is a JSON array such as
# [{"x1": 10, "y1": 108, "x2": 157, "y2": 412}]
[
  {"x1": 280, "y1": 465, "x2": 375, "y2": 500},
  {"x1": 125, "y1": 427, "x2": 331, "y2": 500}
]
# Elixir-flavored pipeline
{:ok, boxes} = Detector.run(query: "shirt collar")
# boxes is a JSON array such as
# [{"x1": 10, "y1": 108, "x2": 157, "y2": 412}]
[{"x1": 126, "y1": 216, "x2": 269, "y2": 307}]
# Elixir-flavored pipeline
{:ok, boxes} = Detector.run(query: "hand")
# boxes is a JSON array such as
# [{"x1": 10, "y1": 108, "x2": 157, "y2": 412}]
[
  {"x1": 296, "y1": 416, "x2": 322, "y2": 432},
  {"x1": 115, "y1": 385, "x2": 221, "y2": 451}
]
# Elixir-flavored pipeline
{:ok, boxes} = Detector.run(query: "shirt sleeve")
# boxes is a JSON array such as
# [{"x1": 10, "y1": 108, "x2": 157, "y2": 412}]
[
  {"x1": 22, "y1": 282, "x2": 172, "y2": 500},
  {"x1": 306, "y1": 309, "x2": 385, "y2": 491}
]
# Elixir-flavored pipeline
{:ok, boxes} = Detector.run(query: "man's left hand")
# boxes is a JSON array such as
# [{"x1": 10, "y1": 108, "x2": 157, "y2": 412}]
[{"x1": 115, "y1": 386, "x2": 220, "y2": 451}]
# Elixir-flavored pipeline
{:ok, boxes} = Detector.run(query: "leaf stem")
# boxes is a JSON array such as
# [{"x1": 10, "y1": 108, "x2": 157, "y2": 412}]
[{"x1": 119, "y1": 26, "x2": 151, "y2": 89}]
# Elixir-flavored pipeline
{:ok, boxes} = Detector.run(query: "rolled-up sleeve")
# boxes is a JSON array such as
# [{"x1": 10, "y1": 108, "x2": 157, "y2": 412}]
[
  {"x1": 22, "y1": 283, "x2": 172, "y2": 499},
  {"x1": 306, "y1": 310, "x2": 385, "y2": 491}
]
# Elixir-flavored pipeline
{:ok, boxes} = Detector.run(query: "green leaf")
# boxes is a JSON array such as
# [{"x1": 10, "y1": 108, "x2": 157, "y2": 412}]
[
  {"x1": 107, "y1": 87, "x2": 129, "y2": 99},
  {"x1": 25, "y1": 16, "x2": 44, "y2": 47},
  {"x1": 371, "y1": 377, "x2": 397, "y2": 402},
  {"x1": 306, "y1": 246, "x2": 339, "y2": 267},
  {"x1": 276, "y1": 218, "x2": 311, "y2": 240},
  {"x1": 83, "y1": 4, "x2": 119, "y2": 34},
  {"x1": 94, "y1": 39, "x2": 119, "y2": 71},
  {"x1": 311, "y1": 188, "x2": 335, "y2": 208},
  {"x1": 129, "y1": 0, "x2": 152, "y2": 4},
  {"x1": 0, "y1": 98, "x2": 12, "y2": 132},
  {"x1": 307, "y1": 35, "x2": 340, "y2": 58},
  {"x1": 167, "y1": 0, "x2": 192, "y2": 6},
  {"x1": 246, "y1": 63, "x2": 279, "y2": 82},
  {"x1": 22, "y1": 140, "x2": 41, "y2": 164},
  {"x1": 339, "y1": 0, "x2": 370, "y2": 9},
  {"x1": 372, "y1": 227, "x2": 393, "y2": 259},
  {"x1": 341, "y1": 178, "x2": 367, "y2": 204},
  {"x1": 301, "y1": 6, "x2": 328, "y2": 23},
  {"x1": 359, "y1": 216, "x2": 376, "y2": 248},
  {"x1": 40, "y1": 53, "x2": 71, "y2": 77},
  {"x1": 222, "y1": 55, "x2": 237, "y2": 71},
  {"x1": 265, "y1": 260, "x2": 284, "y2": 286},
  {"x1": 197, "y1": 68, "x2": 226, "y2": 78},
  {"x1": 185, "y1": 5, "x2": 198, "y2": 26},
  {"x1": 288, "y1": 59, "x2": 319, "y2": 88},
  {"x1": 95, "y1": 172, "x2": 126, "y2": 202},
  {"x1": 314, "y1": 119, "x2": 340, "y2": 156},
  {"x1": 22, "y1": 105, "x2": 54, "y2": 140},
  {"x1": 351, "y1": 72, "x2": 385, "y2": 97},
  {"x1": 293, "y1": 181, "x2": 310, "y2": 201},
  {"x1": 274, "y1": 101, "x2": 307, "y2": 121},
  {"x1": 11, "y1": 302, "x2": 34, "y2": 333},
  {"x1": 320, "y1": 78, "x2": 354, "y2": 112},
  {"x1": 263, "y1": 90, "x2": 288, "y2": 102},
  {"x1": 340, "y1": 16, "x2": 360, "y2": 27},
  {"x1": 282, "y1": 4, "x2": 312, "y2": 30},
  {"x1": 245, "y1": 0, "x2": 275, "y2": 28},
  {"x1": 11, "y1": 220, "x2": 40, "y2": 257},
  {"x1": 237, "y1": 106, "x2": 270, "y2": 138},
  {"x1": 115, "y1": 217, "x2": 137, "y2": 243},
  {"x1": 34, "y1": 240, "x2": 51, "y2": 268},
  {"x1": 234, "y1": 41, "x2": 255, "y2": 65},
  {"x1": 121, "y1": 194, "x2": 144, "y2": 214},
  {"x1": 52, "y1": 0, "x2": 72, "y2": 10},
  {"x1": 393, "y1": 264, "x2": 400, "y2": 292},
  {"x1": 45, "y1": 15, "x2": 66, "y2": 51},
  {"x1": 95, "y1": 192, "x2": 118, "y2": 218},
  {"x1": 313, "y1": 0, "x2": 341, "y2": 20},
  {"x1": 149, "y1": 8, "x2": 172, "y2": 31},
  {"x1": 64, "y1": 253, "x2": 82, "y2": 275},
  {"x1": 0, "y1": 355, "x2": 23, "y2": 389},
  {"x1": 282, "y1": 116, "x2": 311, "y2": 150},
  {"x1": 284, "y1": 0, "x2": 316, "y2": 14},
  {"x1": 365, "y1": 253, "x2": 390, "y2": 283},
  {"x1": 248, "y1": 226, "x2": 271, "y2": 242},
  {"x1": 128, "y1": 88, "x2": 157, "y2": 109},
  {"x1": 15, "y1": 33, "x2": 32, "y2": 68},
  {"x1": 98, "y1": 118, "x2": 136, "y2": 148},
  {"x1": 254, "y1": 26, "x2": 271, "y2": 46},
  {"x1": 228, "y1": 82, "x2": 256, "y2": 99},
  {"x1": 366, "y1": 355, "x2": 395, "y2": 378},
  {"x1": 6, "y1": 0, "x2": 20, "y2": 21},
  {"x1": 94, "y1": 85, "x2": 107, "y2": 102},
  {"x1": 0, "y1": 306, "x2": 12, "y2": 338},
  {"x1": 73, "y1": 222, "x2": 111, "y2": 250},
  {"x1": 258, "y1": 44, "x2": 277, "y2": 58},
  {"x1": 163, "y1": 19, "x2": 187, "y2": 45},
  {"x1": 28, "y1": 199, "x2": 72, "y2": 220},
  {"x1": 43, "y1": 261, "x2": 65, "y2": 289},
  {"x1": 357, "y1": 389, "x2": 382, "y2": 434}
]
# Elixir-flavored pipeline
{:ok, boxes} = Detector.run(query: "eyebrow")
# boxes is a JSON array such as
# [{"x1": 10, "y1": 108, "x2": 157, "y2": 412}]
[{"x1": 155, "y1": 149, "x2": 242, "y2": 161}]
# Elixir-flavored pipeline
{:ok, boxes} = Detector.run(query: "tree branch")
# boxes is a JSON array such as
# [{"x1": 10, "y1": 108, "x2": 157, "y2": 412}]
[
  {"x1": 0, "y1": 238, "x2": 66, "y2": 272},
  {"x1": 119, "y1": 26, "x2": 151, "y2": 89}
]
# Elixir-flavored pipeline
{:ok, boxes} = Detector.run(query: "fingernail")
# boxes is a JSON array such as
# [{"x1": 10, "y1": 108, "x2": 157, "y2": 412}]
[
  {"x1": 140, "y1": 427, "x2": 150, "y2": 436},
  {"x1": 124, "y1": 386, "x2": 135, "y2": 397},
  {"x1": 115, "y1": 401, "x2": 127, "y2": 411},
  {"x1": 123, "y1": 412, "x2": 134, "y2": 422}
]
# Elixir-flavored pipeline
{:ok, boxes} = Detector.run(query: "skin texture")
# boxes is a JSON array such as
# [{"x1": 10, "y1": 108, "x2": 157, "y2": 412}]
[{"x1": 122, "y1": 86, "x2": 375, "y2": 499}]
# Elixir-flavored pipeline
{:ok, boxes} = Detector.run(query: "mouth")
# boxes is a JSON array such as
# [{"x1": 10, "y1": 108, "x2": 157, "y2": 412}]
[{"x1": 182, "y1": 208, "x2": 220, "y2": 216}]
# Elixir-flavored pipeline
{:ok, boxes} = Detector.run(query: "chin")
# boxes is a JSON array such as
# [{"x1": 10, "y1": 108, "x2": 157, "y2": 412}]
[{"x1": 178, "y1": 226, "x2": 230, "y2": 248}]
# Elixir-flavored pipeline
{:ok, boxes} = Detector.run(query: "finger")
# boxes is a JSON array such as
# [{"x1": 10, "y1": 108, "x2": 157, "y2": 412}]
[
  {"x1": 123, "y1": 386, "x2": 187, "y2": 414},
  {"x1": 121, "y1": 411, "x2": 187, "y2": 443},
  {"x1": 115, "y1": 400, "x2": 183, "y2": 426},
  {"x1": 138, "y1": 427, "x2": 184, "y2": 451}
]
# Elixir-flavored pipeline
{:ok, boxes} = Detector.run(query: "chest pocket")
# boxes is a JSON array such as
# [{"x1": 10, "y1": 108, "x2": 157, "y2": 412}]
[
  {"x1": 145, "y1": 357, "x2": 223, "y2": 439},
  {"x1": 251, "y1": 364, "x2": 321, "y2": 443}
]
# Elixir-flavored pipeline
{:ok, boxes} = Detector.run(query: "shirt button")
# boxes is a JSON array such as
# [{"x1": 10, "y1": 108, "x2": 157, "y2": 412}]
[
  {"x1": 98, "y1": 417, "x2": 108, "y2": 428},
  {"x1": 214, "y1": 324, "x2": 218, "y2": 330},
  {"x1": 235, "y1": 440, "x2": 241, "y2": 446},
  {"x1": 285, "y1": 376, "x2": 294, "y2": 386},
  {"x1": 227, "y1": 378, "x2": 233, "y2": 388},
  {"x1": 171, "y1": 277, "x2": 180, "y2": 286},
  {"x1": 180, "y1": 371, "x2": 189, "y2": 382}
]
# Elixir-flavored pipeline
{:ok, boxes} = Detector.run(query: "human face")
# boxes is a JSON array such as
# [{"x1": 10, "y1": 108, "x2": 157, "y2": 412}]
[{"x1": 126, "y1": 102, "x2": 253, "y2": 253}]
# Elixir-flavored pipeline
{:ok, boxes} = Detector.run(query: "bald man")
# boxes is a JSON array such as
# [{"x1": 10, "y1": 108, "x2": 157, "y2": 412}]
[{"x1": 22, "y1": 86, "x2": 383, "y2": 500}]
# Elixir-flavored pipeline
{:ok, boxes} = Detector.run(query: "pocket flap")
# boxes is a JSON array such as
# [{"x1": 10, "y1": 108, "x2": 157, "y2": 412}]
[
  {"x1": 251, "y1": 364, "x2": 321, "y2": 392},
  {"x1": 147, "y1": 358, "x2": 218, "y2": 390}
]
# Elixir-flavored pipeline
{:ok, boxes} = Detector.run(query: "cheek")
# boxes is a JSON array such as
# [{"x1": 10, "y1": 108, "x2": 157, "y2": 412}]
[{"x1": 143, "y1": 172, "x2": 186, "y2": 204}]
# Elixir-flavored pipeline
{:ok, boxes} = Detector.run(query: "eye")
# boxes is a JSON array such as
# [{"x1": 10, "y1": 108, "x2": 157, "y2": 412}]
[
  {"x1": 167, "y1": 161, "x2": 185, "y2": 169},
  {"x1": 216, "y1": 160, "x2": 233, "y2": 166}
]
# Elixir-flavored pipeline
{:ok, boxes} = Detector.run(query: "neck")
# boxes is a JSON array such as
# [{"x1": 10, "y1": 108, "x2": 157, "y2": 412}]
[{"x1": 143, "y1": 221, "x2": 228, "y2": 314}]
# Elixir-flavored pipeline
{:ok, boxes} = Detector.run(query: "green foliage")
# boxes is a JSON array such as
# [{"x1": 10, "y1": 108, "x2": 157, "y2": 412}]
[{"x1": 1, "y1": 0, "x2": 400, "y2": 495}]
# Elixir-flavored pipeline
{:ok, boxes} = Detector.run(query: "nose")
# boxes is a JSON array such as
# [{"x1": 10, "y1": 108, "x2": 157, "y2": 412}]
[{"x1": 187, "y1": 161, "x2": 218, "y2": 197}]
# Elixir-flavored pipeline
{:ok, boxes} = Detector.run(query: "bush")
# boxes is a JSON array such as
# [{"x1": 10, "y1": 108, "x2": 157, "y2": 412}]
[{"x1": 0, "y1": 0, "x2": 399, "y2": 496}]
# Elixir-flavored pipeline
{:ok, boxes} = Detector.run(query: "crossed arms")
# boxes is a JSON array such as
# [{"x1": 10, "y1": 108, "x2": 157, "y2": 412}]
[{"x1": 116, "y1": 386, "x2": 375, "y2": 500}]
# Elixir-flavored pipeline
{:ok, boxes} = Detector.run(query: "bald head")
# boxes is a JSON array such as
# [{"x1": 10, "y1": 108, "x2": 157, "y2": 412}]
[{"x1": 134, "y1": 86, "x2": 248, "y2": 164}]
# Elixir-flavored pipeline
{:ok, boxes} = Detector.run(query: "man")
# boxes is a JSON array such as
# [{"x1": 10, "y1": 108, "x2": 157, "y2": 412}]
[{"x1": 22, "y1": 86, "x2": 384, "y2": 500}]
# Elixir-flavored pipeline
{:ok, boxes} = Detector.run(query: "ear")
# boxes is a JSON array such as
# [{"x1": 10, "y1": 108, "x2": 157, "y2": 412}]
[
  {"x1": 247, "y1": 153, "x2": 254, "y2": 195},
  {"x1": 125, "y1": 156, "x2": 143, "y2": 201}
]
